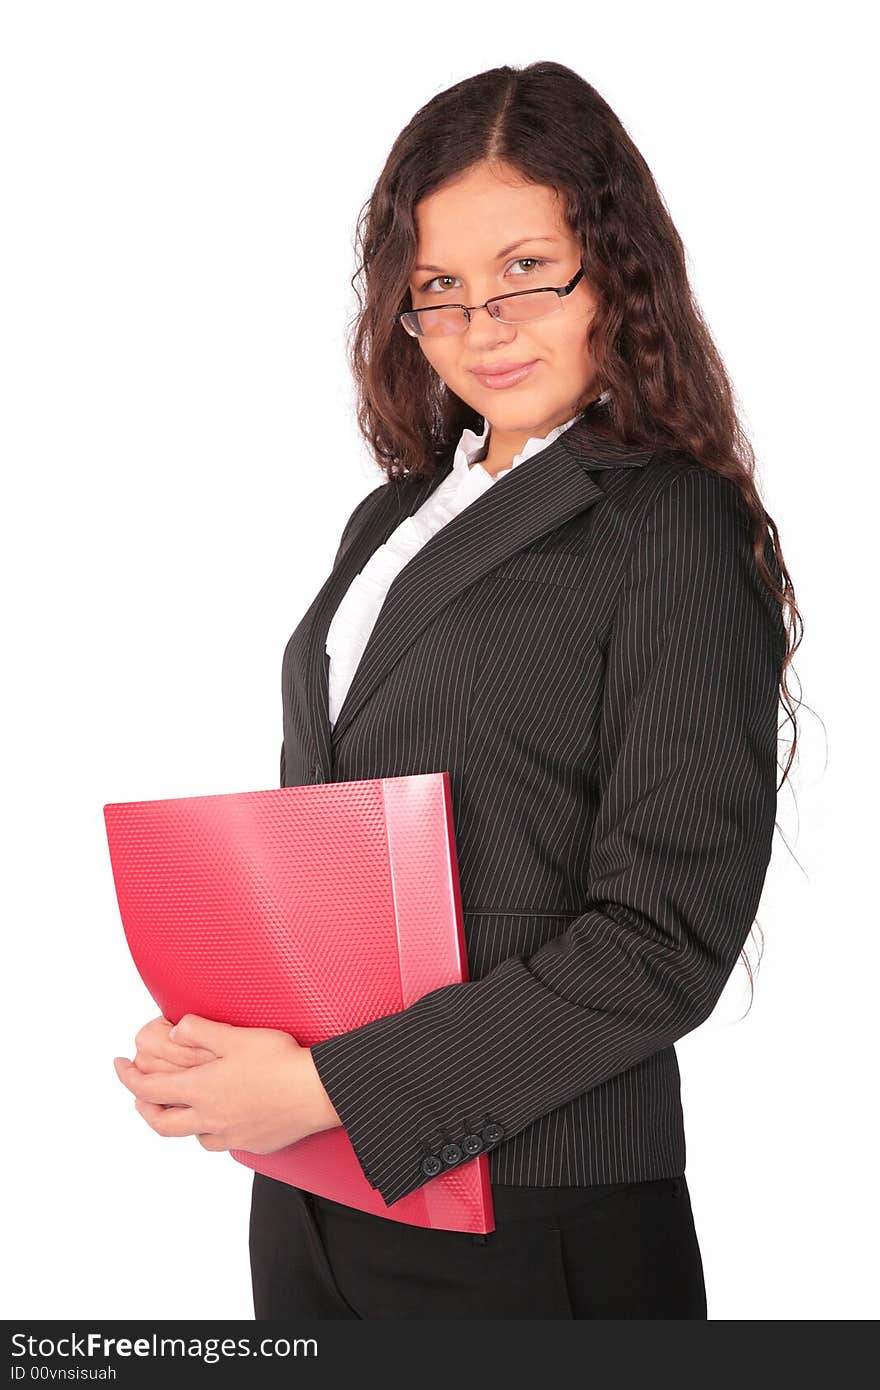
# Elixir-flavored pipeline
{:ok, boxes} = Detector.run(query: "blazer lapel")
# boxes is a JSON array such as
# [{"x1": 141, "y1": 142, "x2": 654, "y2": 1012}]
[
  {"x1": 305, "y1": 455, "x2": 456, "y2": 779},
  {"x1": 319, "y1": 434, "x2": 629, "y2": 760}
]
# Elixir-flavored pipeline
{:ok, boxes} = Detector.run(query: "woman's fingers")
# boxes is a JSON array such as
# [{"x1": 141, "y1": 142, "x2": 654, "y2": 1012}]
[
  {"x1": 114, "y1": 1056, "x2": 192, "y2": 1106},
  {"x1": 132, "y1": 1015, "x2": 217, "y2": 1070},
  {"x1": 133, "y1": 1047, "x2": 213, "y2": 1073},
  {"x1": 133, "y1": 1016, "x2": 172, "y2": 1055}
]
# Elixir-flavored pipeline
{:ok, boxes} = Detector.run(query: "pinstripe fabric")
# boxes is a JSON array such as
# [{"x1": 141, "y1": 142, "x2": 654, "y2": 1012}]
[
  {"x1": 281, "y1": 428, "x2": 786, "y2": 1208},
  {"x1": 324, "y1": 411, "x2": 581, "y2": 730}
]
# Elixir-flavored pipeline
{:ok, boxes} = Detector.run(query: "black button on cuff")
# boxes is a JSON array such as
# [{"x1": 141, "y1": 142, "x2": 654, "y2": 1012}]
[
  {"x1": 440, "y1": 1143, "x2": 463, "y2": 1165},
  {"x1": 462, "y1": 1133, "x2": 484, "y2": 1155},
  {"x1": 420, "y1": 1154, "x2": 443, "y2": 1178},
  {"x1": 482, "y1": 1122, "x2": 505, "y2": 1144}
]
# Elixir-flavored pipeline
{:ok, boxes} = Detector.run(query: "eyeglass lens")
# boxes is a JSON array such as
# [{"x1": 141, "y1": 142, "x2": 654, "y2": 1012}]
[{"x1": 402, "y1": 288, "x2": 562, "y2": 338}]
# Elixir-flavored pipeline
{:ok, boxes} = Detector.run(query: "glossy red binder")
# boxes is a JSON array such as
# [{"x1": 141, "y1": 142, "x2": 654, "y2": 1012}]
[{"x1": 103, "y1": 772, "x2": 494, "y2": 1234}]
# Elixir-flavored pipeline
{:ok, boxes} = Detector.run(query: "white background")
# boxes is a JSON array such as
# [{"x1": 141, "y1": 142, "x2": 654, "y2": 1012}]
[{"x1": 2, "y1": 0, "x2": 876, "y2": 1322}]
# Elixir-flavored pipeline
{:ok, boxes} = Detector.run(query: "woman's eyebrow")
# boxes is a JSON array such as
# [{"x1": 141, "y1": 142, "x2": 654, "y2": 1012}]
[{"x1": 412, "y1": 235, "x2": 559, "y2": 275}]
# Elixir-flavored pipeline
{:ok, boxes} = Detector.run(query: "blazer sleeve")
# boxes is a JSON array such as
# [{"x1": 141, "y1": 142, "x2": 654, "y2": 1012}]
[
  {"x1": 309, "y1": 464, "x2": 787, "y2": 1207},
  {"x1": 332, "y1": 484, "x2": 386, "y2": 568},
  {"x1": 281, "y1": 483, "x2": 388, "y2": 788}
]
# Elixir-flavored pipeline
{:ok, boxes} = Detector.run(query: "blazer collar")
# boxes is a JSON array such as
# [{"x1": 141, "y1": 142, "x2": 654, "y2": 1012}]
[{"x1": 306, "y1": 433, "x2": 654, "y2": 777}]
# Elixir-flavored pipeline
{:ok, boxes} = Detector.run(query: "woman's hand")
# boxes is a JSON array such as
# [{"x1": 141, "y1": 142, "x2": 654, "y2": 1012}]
[
  {"x1": 130, "y1": 1013, "x2": 218, "y2": 1076},
  {"x1": 113, "y1": 1013, "x2": 342, "y2": 1155}
]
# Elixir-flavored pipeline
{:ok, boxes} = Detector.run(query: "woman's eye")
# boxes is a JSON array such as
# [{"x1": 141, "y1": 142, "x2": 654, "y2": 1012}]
[
  {"x1": 509, "y1": 257, "x2": 548, "y2": 275},
  {"x1": 420, "y1": 274, "x2": 458, "y2": 293},
  {"x1": 417, "y1": 257, "x2": 549, "y2": 294}
]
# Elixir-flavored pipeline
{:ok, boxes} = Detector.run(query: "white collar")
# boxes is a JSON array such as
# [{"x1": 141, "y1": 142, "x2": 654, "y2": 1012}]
[{"x1": 451, "y1": 392, "x2": 610, "y2": 479}]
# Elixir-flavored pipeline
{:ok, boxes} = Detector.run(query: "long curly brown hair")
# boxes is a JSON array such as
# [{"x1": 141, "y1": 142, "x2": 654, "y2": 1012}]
[{"x1": 344, "y1": 60, "x2": 803, "y2": 1004}]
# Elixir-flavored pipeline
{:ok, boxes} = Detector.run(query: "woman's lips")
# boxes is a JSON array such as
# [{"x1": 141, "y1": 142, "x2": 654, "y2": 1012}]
[{"x1": 470, "y1": 360, "x2": 539, "y2": 389}]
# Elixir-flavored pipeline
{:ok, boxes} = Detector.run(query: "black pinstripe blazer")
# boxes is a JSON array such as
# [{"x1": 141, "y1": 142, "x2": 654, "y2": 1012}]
[{"x1": 282, "y1": 422, "x2": 786, "y2": 1208}]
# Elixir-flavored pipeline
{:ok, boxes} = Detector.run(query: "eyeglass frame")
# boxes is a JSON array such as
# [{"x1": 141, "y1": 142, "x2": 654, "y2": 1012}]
[{"x1": 392, "y1": 265, "x2": 585, "y2": 333}]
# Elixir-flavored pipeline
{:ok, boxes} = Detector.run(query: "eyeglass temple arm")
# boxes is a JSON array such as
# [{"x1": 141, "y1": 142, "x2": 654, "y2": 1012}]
[{"x1": 392, "y1": 265, "x2": 584, "y2": 324}]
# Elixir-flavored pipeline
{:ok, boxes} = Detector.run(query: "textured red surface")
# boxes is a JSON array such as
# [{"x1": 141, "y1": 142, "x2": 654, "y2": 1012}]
[{"x1": 103, "y1": 772, "x2": 494, "y2": 1233}]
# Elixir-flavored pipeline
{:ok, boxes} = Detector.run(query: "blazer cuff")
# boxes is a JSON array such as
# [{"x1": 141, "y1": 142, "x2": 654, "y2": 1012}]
[{"x1": 308, "y1": 956, "x2": 610, "y2": 1208}]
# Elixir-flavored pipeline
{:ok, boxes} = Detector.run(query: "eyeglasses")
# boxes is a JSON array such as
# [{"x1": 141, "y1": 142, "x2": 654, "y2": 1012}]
[{"x1": 394, "y1": 266, "x2": 585, "y2": 339}]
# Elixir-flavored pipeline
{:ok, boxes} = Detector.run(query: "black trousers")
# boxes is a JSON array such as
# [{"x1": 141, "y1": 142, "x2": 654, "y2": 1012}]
[{"x1": 249, "y1": 1171, "x2": 708, "y2": 1319}]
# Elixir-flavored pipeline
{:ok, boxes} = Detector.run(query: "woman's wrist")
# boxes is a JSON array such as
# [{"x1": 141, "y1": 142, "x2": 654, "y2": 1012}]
[{"x1": 304, "y1": 1048, "x2": 343, "y2": 1133}]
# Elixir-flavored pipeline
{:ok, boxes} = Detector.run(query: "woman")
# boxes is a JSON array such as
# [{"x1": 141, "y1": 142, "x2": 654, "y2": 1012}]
[{"x1": 113, "y1": 61, "x2": 801, "y2": 1319}]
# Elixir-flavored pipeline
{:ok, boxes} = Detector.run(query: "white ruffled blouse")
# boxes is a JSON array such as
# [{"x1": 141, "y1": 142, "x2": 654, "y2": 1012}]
[{"x1": 325, "y1": 407, "x2": 595, "y2": 729}]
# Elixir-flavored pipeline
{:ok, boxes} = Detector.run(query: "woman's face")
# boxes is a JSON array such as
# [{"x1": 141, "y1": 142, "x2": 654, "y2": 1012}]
[{"x1": 408, "y1": 160, "x2": 601, "y2": 440}]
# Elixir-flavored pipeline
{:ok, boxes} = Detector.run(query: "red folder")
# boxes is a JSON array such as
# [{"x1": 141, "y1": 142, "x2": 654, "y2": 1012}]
[{"x1": 103, "y1": 772, "x2": 495, "y2": 1234}]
